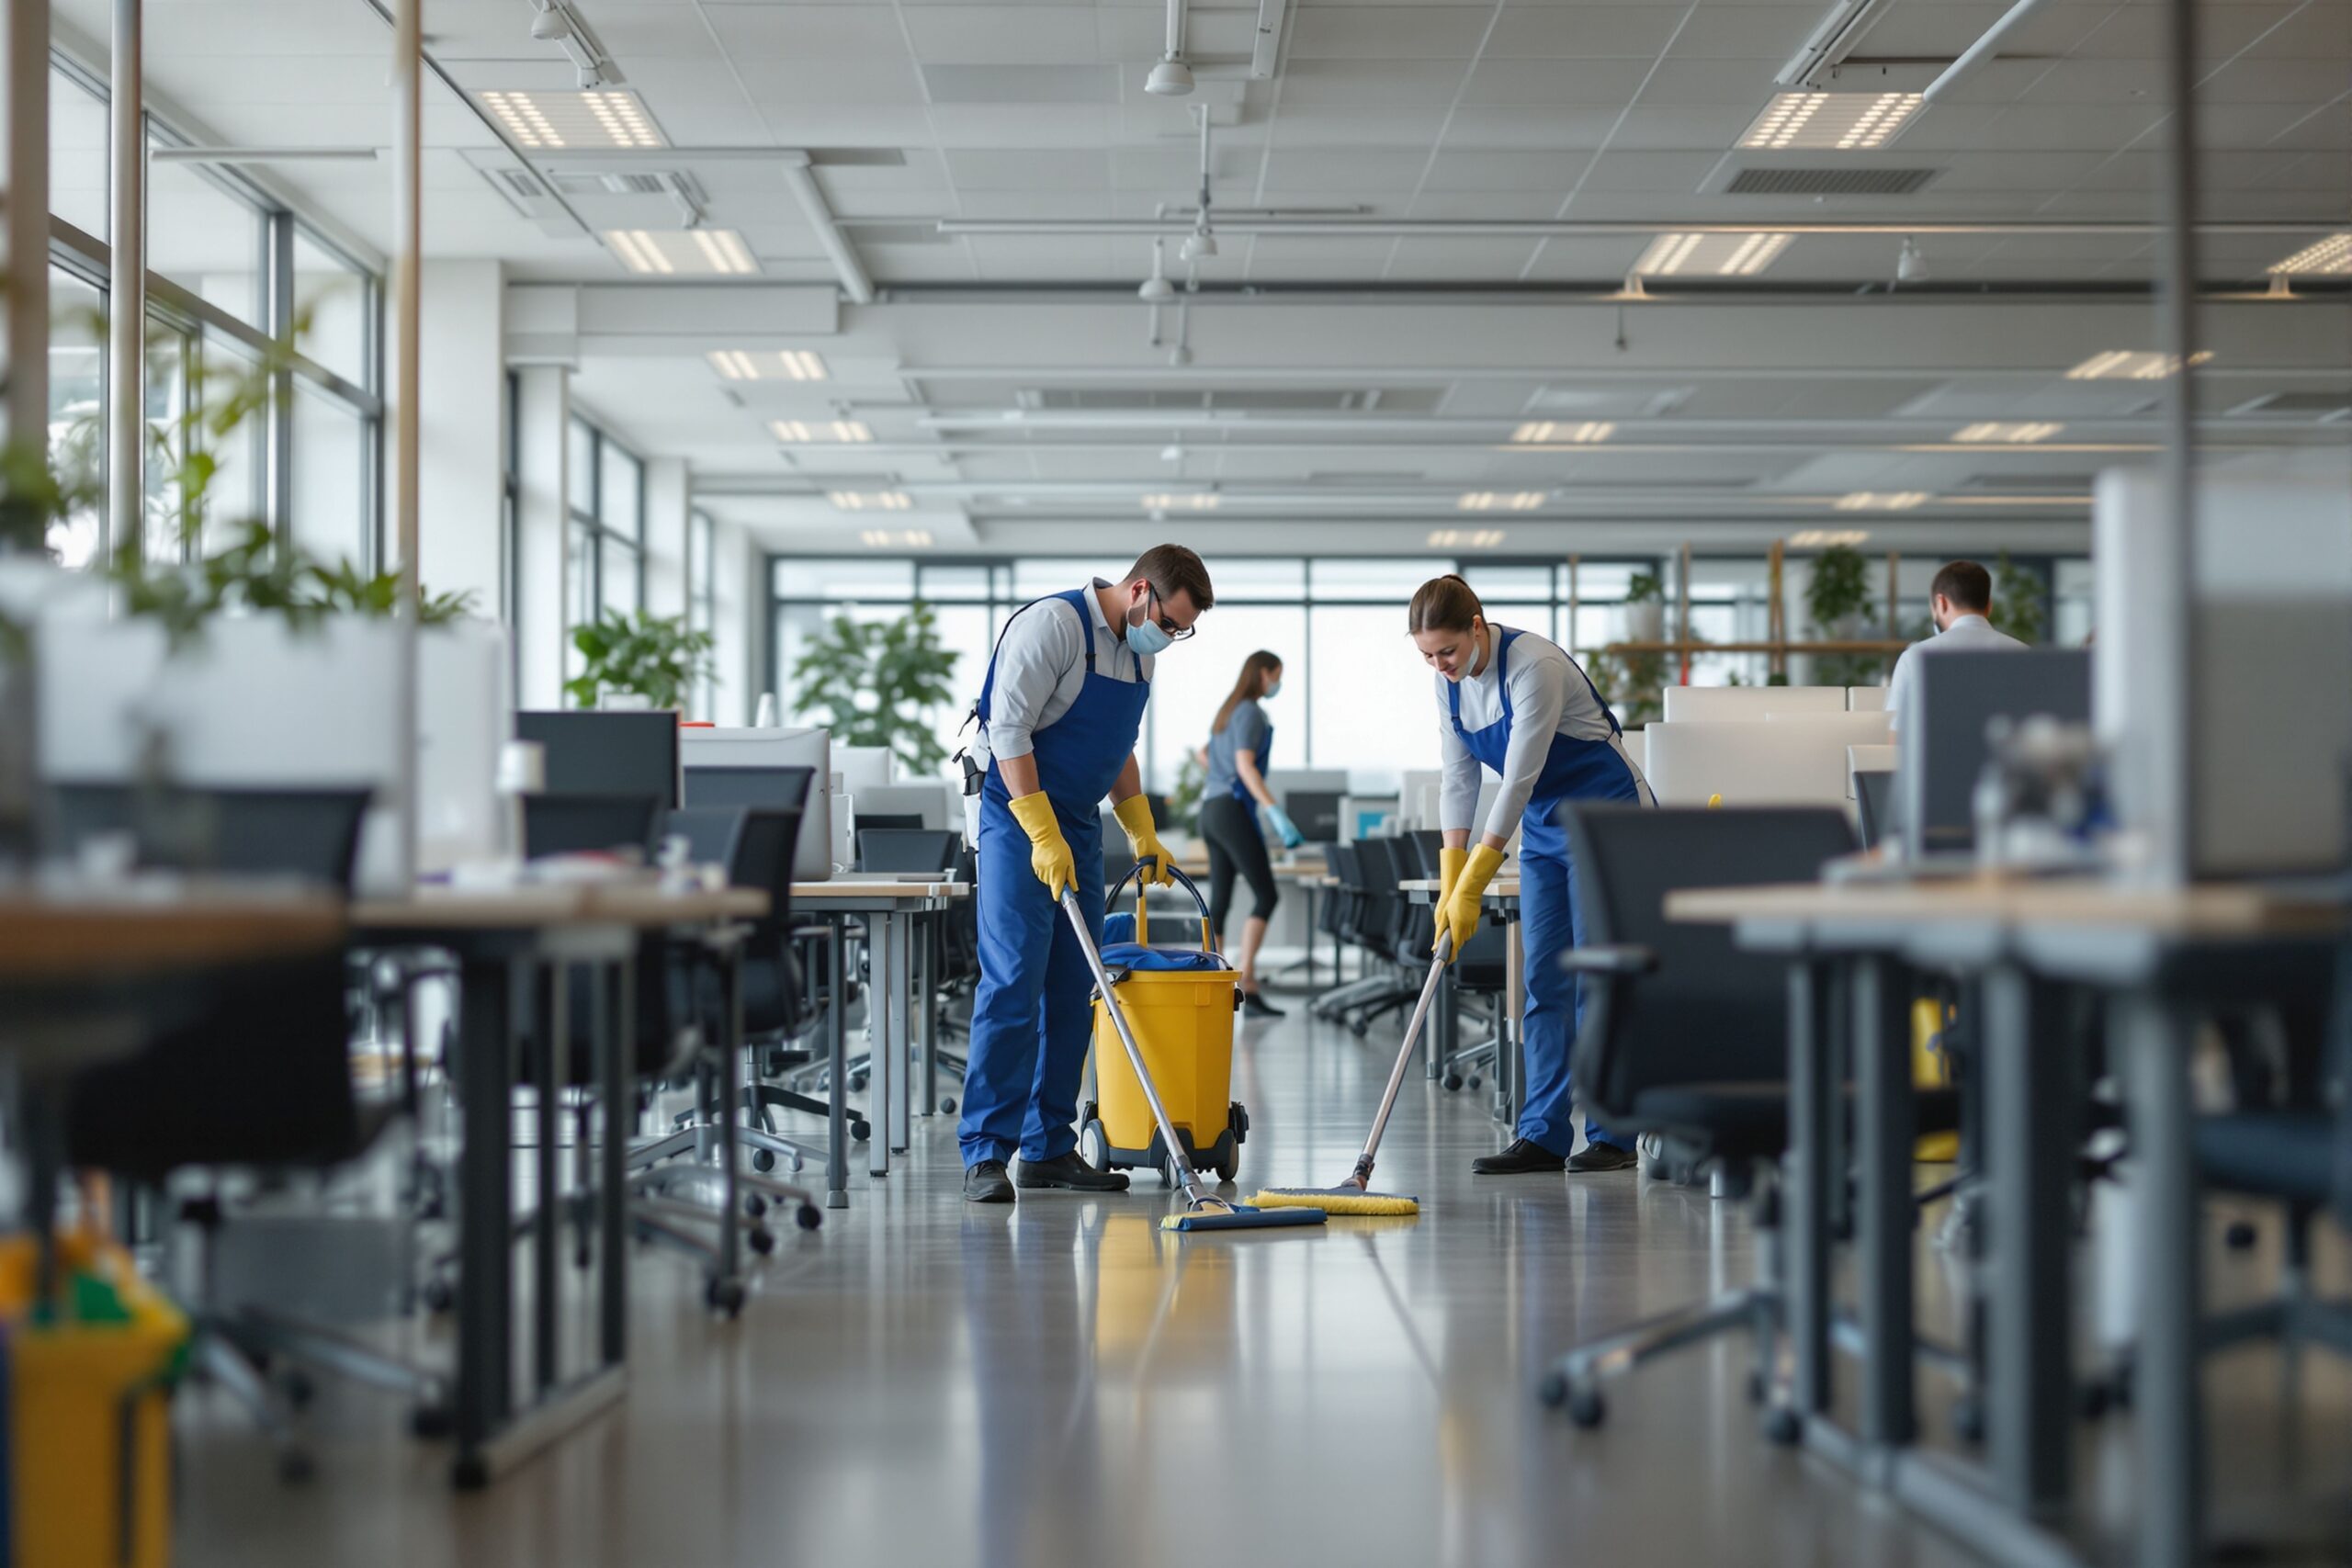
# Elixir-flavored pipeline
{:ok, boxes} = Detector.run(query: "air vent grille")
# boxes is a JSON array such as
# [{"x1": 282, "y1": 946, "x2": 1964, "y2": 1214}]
[
  {"x1": 549, "y1": 171, "x2": 671, "y2": 196},
  {"x1": 491, "y1": 167, "x2": 548, "y2": 199},
  {"x1": 1724, "y1": 166, "x2": 1939, "y2": 196}
]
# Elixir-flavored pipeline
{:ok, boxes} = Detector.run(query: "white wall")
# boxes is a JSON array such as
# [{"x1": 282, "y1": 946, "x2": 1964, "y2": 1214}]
[
  {"x1": 514, "y1": 366, "x2": 570, "y2": 709},
  {"x1": 418, "y1": 260, "x2": 505, "y2": 616},
  {"x1": 710, "y1": 513, "x2": 756, "y2": 726},
  {"x1": 643, "y1": 455, "x2": 688, "y2": 620}
]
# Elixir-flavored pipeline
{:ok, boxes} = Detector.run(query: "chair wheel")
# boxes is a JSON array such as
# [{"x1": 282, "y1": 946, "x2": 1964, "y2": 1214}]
[
  {"x1": 2077, "y1": 1381, "x2": 2110, "y2": 1420},
  {"x1": 277, "y1": 1448, "x2": 317, "y2": 1485},
  {"x1": 748, "y1": 1226, "x2": 775, "y2": 1256},
  {"x1": 852, "y1": 1120, "x2": 872, "y2": 1144},
  {"x1": 1951, "y1": 1398, "x2": 1985, "y2": 1445},
  {"x1": 796, "y1": 1204, "x2": 822, "y2": 1232},
  {"x1": 1763, "y1": 1405, "x2": 1803, "y2": 1446},
  {"x1": 422, "y1": 1277, "x2": 455, "y2": 1314},
  {"x1": 279, "y1": 1369, "x2": 316, "y2": 1411},
  {"x1": 410, "y1": 1404, "x2": 453, "y2": 1440},
  {"x1": 2224, "y1": 1219, "x2": 2258, "y2": 1251},
  {"x1": 1466, "y1": 1076, "x2": 1481, "y2": 1090},
  {"x1": 707, "y1": 1277, "x2": 746, "y2": 1317},
  {"x1": 1747, "y1": 1369, "x2": 1768, "y2": 1405},
  {"x1": 452, "y1": 1454, "x2": 490, "y2": 1490},
  {"x1": 1539, "y1": 1371, "x2": 1568, "y2": 1408},
  {"x1": 851, "y1": 1072, "x2": 868, "y2": 1092},
  {"x1": 752, "y1": 1148, "x2": 776, "y2": 1174},
  {"x1": 1442, "y1": 1073, "x2": 1464, "y2": 1091},
  {"x1": 940, "y1": 1098, "x2": 957, "y2": 1116},
  {"x1": 744, "y1": 1193, "x2": 768, "y2": 1219},
  {"x1": 1566, "y1": 1385, "x2": 1606, "y2": 1429}
]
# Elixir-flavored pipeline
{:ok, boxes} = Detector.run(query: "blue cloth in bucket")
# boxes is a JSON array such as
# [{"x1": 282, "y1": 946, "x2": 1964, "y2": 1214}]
[{"x1": 1099, "y1": 943, "x2": 1230, "y2": 973}]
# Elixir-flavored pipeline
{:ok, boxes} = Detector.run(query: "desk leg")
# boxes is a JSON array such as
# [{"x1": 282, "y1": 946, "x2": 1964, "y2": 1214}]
[
  {"x1": 1499, "y1": 913, "x2": 1523, "y2": 1125},
  {"x1": 918, "y1": 911, "x2": 937, "y2": 1116},
  {"x1": 823, "y1": 925, "x2": 850, "y2": 1205},
  {"x1": 888, "y1": 912, "x2": 913, "y2": 1153},
  {"x1": 534, "y1": 962, "x2": 563, "y2": 1394},
  {"x1": 869, "y1": 917, "x2": 892, "y2": 1178},
  {"x1": 1303, "y1": 886, "x2": 1318, "y2": 987},
  {"x1": 716, "y1": 940, "x2": 743, "y2": 1295},
  {"x1": 1853, "y1": 953, "x2": 1917, "y2": 1450},
  {"x1": 599, "y1": 957, "x2": 629, "y2": 1368},
  {"x1": 1984, "y1": 964, "x2": 2073, "y2": 1515},
  {"x1": 454, "y1": 954, "x2": 521, "y2": 1485},
  {"x1": 1785, "y1": 959, "x2": 1834, "y2": 1419},
  {"x1": 2119, "y1": 991, "x2": 2200, "y2": 1568}
]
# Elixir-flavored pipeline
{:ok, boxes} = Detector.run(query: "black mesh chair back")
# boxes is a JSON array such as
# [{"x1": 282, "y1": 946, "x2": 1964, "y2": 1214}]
[
  {"x1": 523, "y1": 793, "x2": 662, "y2": 859},
  {"x1": 1854, "y1": 770, "x2": 1895, "y2": 852},
  {"x1": 1562, "y1": 805, "x2": 1855, "y2": 1120},
  {"x1": 666, "y1": 805, "x2": 748, "y2": 871},
  {"x1": 858, "y1": 828, "x2": 960, "y2": 874},
  {"x1": 1410, "y1": 829, "x2": 1446, "y2": 876},
  {"x1": 49, "y1": 782, "x2": 373, "y2": 891},
  {"x1": 724, "y1": 807, "x2": 805, "y2": 1035},
  {"x1": 1349, "y1": 836, "x2": 1413, "y2": 962},
  {"x1": 854, "y1": 813, "x2": 923, "y2": 835}
]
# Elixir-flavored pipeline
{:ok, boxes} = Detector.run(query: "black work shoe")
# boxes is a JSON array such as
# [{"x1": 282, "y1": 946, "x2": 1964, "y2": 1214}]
[
  {"x1": 1015, "y1": 1152, "x2": 1132, "y2": 1192},
  {"x1": 1568, "y1": 1142, "x2": 1640, "y2": 1174},
  {"x1": 1241, "y1": 990, "x2": 1287, "y2": 1019},
  {"x1": 1472, "y1": 1138, "x2": 1567, "y2": 1175},
  {"x1": 964, "y1": 1160, "x2": 1015, "y2": 1203}
]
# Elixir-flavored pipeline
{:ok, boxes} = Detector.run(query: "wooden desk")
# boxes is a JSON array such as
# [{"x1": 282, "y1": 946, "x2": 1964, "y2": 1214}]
[
  {"x1": 1667, "y1": 874, "x2": 2346, "y2": 1568},
  {"x1": 790, "y1": 879, "x2": 971, "y2": 1186},
  {"x1": 351, "y1": 881, "x2": 767, "y2": 1488}
]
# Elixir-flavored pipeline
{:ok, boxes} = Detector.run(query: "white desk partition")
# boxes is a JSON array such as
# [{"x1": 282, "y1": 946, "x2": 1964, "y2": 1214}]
[
  {"x1": 849, "y1": 781, "x2": 953, "y2": 832},
  {"x1": 1848, "y1": 686, "x2": 1889, "y2": 713},
  {"x1": 1397, "y1": 768, "x2": 1442, "y2": 828},
  {"x1": 1662, "y1": 685, "x2": 1846, "y2": 723},
  {"x1": 1641, "y1": 720, "x2": 1852, "y2": 807},
  {"x1": 835, "y1": 744, "x2": 894, "y2": 794},
  {"x1": 682, "y1": 726, "x2": 833, "y2": 881},
  {"x1": 1766, "y1": 710, "x2": 1895, "y2": 748},
  {"x1": 1618, "y1": 728, "x2": 1645, "y2": 779}
]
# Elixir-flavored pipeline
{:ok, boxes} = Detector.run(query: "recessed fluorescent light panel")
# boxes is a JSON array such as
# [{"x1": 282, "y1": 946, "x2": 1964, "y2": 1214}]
[
  {"x1": 860, "y1": 528, "x2": 933, "y2": 547},
  {"x1": 1139, "y1": 493, "x2": 1218, "y2": 511},
  {"x1": 1833, "y1": 491, "x2": 1928, "y2": 511},
  {"x1": 829, "y1": 491, "x2": 911, "y2": 512},
  {"x1": 708, "y1": 350, "x2": 829, "y2": 382},
  {"x1": 479, "y1": 89, "x2": 665, "y2": 149},
  {"x1": 2269, "y1": 233, "x2": 2352, "y2": 276},
  {"x1": 1512, "y1": 421, "x2": 1615, "y2": 444},
  {"x1": 2064, "y1": 350, "x2": 2213, "y2": 381},
  {"x1": 1790, "y1": 529, "x2": 1871, "y2": 546},
  {"x1": 1632, "y1": 232, "x2": 1793, "y2": 276},
  {"x1": 1740, "y1": 92, "x2": 1921, "y2": 150},
  {"x1": 1428, "y1": 529, "x2": 1506, "y2": 547},
  {"x1": 1458, "y1": 492, "x2": 1544, "y2": 512},
  {"x1": 605, "y1": 229, "x2": 757, "y2": 276},
  {"x1": 1952, "y1": 422, "x2": 2064, "y2": 444},
  {"x1": 771, "y1": 420, "x2": 872, "y2": 444}
]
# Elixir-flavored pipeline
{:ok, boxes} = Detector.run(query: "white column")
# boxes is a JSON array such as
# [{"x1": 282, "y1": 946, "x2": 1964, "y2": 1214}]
[
  {"x1": 514, "y1": 366, "x2": 571, "y2": 709},
  {"x1": 417, "y1": 259, "x2": 506, "y2": 615},
  {"x1": 710, "y1": 514, "x2": 757, "y2": 727},
  {"x1": 641, "y1": 455, "x2": 688, "y2": 620},
  {"x1": 107, "y1": 0, "x2": 142, "y2": 563},
  {"x1": 1, "y1": 0, "x2": 50, "y2": 465},
  {"x1": 389, "y1": 0, "x2": 424, "y2": 883}
]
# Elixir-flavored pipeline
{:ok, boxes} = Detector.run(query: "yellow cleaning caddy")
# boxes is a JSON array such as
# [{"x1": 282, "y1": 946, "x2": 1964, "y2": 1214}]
[{"x1": 1080, "y1": 863, "x2": 1250, "y2": 1185}]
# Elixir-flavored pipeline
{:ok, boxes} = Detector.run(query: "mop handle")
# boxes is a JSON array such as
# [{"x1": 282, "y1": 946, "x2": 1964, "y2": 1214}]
[
  {"x1": 1352, "y1": 933, "x2": 1453, "y2": 1184},
  {"x1": 1060, "y1": 889, "x2": 1222, "y2": 1208}
]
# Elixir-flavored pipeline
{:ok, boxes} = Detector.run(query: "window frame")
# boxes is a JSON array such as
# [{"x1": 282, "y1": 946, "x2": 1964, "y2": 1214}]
[{"x1": 566, "y1": 416, "x2": 647, "y2": 623}]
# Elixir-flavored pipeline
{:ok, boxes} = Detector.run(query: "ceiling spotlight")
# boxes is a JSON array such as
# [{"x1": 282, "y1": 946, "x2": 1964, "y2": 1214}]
[
  {"x1": 1168, "y1": 344, "x2": 1192, "y2": 367},
  {"x1": 577, "y1": 63, "x2": 605, "y2": 90},
  {"x1": 1139, "y1": 238, "x2": 1176, "y2": 301},
  {"x1": 1614, "y1": 270, "x2": 1649, "y2": 300},
  {"x1": 1146, "y1": 52, "x2": 1194, "y2": 96},
  {"x1": 530, "y1": 4, "x2": 572, "y2": 40},
  {"x1": 1895, "y1": 236, "x2": 1928, "y2": 285},
  {"x1": 1159, "y1": 444, "x2": 1185, "y2": 463},
  {"x1": 1180, "y1": 226, "x2": 1216, "y2": 263}
]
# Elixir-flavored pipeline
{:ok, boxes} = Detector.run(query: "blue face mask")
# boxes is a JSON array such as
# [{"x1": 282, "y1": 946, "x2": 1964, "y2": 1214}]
[
  {"x1": 1263, "y1": 678, "x2": 1282, "y2": 700},
  {"x1": 1125, "y1": 587, "x2": 1175, "y2": 656}
]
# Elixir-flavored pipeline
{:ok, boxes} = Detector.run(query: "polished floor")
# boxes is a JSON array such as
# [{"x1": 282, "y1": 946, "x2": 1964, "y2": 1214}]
[{"x1": 177, "y1": 983, "x2": 2352, "y2": 1568}]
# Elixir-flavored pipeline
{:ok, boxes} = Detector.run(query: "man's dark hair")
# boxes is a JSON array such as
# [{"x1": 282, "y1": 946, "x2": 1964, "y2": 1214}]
[
  {"x1": 1930, "y1": 559, "x2": 1993, "y2": 613},
  {"x1": 1125, "y1": 544, "x2": 1215, "y2": 613}
]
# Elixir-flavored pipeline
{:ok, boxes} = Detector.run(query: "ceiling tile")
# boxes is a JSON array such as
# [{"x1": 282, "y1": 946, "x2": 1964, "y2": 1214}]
[
  {"x1": 1261, "y1": 149, "x2": 1437, "y2": 191},
  {"x1": 1575, "y1": 150, "x2": 1724, "y2": 192},
  {"x1": 1287, "y1": 7, "x2": 1504, "y2": 60},
  {"x1": 1460, "y1": 58, "x2": 1645, "y2": 107},
  {"x1": 737, "y1": 59, "x2": 931, "y2": 106},
  {"x1": 944, "y1": 147, "x2": 1114, "y2": 190},
  {"x1": 1279, "y1": 58, "x2": 1478, "y2": 107},
  {"x1": 1268, "y1": 107, "x2": 1452, "y2": 148},
  {"x1": 1439, "y1": 107, "x2": 1623, "y2": 149},
  {"x1": 1420, "y1": 151, "x2": 1579, "y2": 192},
  {"x1": 903, "y1": 7, "x2": 1101, "y2": 63},
  {"x1": 1488, "y1": 6, "x2": 1687, "y2": 58},
  {"x1": 1667, "y1": 7, "x2": 1835, "y2": 60},
  {"x1": 699, "y1": 6, "x2": 910, "y2": 57}
]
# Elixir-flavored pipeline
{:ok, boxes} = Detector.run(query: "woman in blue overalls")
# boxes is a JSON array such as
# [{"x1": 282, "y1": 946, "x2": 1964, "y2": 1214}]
[
  {"x1": 956, "y1": 554, "x2": 1209, "y2": 1204},
  {"x1": 1409, "y1": 574, "x2": 1655, "y2": 1175}
]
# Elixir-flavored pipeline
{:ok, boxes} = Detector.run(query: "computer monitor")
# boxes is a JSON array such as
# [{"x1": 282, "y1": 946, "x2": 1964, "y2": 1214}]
[
  {"x1": 1283, "y1": 790, "x2": 1346, "y2": 843},
  {"x1": 857, "y1": 828, "x2": 960, "y2": 874},
  {"x1": 835, "y1": 745, "x2": 894, "y2": 795},
  {"x1": 849, "y1": 783, "x2": 952, "y2": 832},
  {"x1": 1898, "y1": 649, "x2": 2090, "y2": 858},
  {"x1": 517, "y1": 710, "x2": 679, "y2": 809},
  {"x1": 682, "y1": 727, "x2": 831, "y2": 881},
  {"x1": 854, "y1": 813, "x2": 922, "y2": 834},
  {"x1": 681, "y1": 765, "x2": 823, "y2": 880}
]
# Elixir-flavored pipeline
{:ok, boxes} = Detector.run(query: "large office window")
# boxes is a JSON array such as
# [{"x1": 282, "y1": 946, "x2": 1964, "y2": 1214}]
[
  {"x1": 565, "y1": 417, "x2": 646, "y2": 678},
  {"x1": 687, "y1": 508, "x2": 718, "y2": 716},
  {"x1": 50, "y1": 67, "x2": 107, "y2": 242},
  {"x1": 146, "y1": 130, "x2": 266, "y2": 329},
  {"x1": 46, "y1": 268, "x2": 104, "y2": 569}
]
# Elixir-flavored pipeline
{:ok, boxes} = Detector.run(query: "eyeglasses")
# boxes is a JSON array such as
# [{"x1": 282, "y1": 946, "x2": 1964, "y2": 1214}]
[{"x1": 1148, "y1": 584, "x2": 1196, "y2": 641}]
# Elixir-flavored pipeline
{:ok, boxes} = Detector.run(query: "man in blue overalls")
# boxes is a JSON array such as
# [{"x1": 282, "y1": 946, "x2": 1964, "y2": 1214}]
[
  {"x1": 959, "y1": 546, "x2": 1216, "y2": 1203},
  {"x1": 1410, "y1": 573, "x2": 1656, "y2": 1176}
]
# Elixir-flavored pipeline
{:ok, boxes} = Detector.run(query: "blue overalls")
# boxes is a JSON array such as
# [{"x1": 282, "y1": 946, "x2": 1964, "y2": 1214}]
[
  {"x1": 958, "y1": 589, "x2": 1152, "y2": 1168},
  {"x1": 1449, "y1": 626, "x2": 1647, "y2": 1156}
]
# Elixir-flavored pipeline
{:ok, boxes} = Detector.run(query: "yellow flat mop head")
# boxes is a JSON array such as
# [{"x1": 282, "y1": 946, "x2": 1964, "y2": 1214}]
[{"x1": 1252, "y1": 1188, "x2": 1420, "y2": 1216}]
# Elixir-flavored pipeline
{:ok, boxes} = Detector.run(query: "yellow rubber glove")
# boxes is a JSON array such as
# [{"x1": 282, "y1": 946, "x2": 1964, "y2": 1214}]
[
  {"x1": 1433, "y1": 845, "x2": 1505, "y2": 965},
  {"x1": 1006, "y1": 791, "x2": 1078, "y2": 898},
  {"x1": 1112, "y1": 793, "x2": 1175, "y2": 886},
  {"x1": 1433, "y1": 845, "x2": 1468, "y2": 952}
]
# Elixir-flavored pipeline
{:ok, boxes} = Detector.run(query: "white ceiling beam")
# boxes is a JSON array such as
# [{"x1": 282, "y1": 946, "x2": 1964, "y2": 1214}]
[
  {"x1": 780, "y1": 160, "x2": 875, "y2": 306},
  {"x1": 936, "y1": 218, "x2": 2335, "y2": 239}
]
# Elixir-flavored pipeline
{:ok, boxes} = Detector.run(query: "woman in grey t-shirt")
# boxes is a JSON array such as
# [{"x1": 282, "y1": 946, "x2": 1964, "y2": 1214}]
[{"x1": 1197, "y1": 650, "x2": 1301, "y2": 1018}]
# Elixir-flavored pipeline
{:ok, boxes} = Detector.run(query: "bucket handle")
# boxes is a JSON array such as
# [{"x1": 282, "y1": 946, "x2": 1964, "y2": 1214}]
[{"x1": 1102, "y1": 859, "x2": 1216, "y2": 955}]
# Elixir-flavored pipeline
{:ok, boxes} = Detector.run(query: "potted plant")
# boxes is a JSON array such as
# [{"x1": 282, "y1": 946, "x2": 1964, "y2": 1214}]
[
  {"x1": 787, "y1": 601, "x2": 961, "y2": 777},
  {"x1": 1803, "y1": 542, "x2": 1889, "y2": 687},
  {"x1": 565, "y1": 608, "x2": 715, "y2": 713},
  {"x1": 1167, "y1": 750, "x2": 1206, "y2": 833},
  {"x1": 1987, "y1": 552, "x2": 2047, "y2": 645},
  {"x1": 1623, "y1": 570, "x2": 1667, "y2": 644}
]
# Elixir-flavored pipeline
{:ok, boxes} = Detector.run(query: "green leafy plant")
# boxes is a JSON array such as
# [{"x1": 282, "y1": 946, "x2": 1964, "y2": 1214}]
[
  {"x1": 1804, "y1": 542, "x2": 1891, "y2": 686},
  {"x1": 1626, "y1": 570, "x2": 1665, "y2": 606},
  {"x1": 1168, "y1": 750, "x2": 1206, "y2": 831},
  {"x1": 1987, "y1": 552, "x2": 2047, "y2": 646},
  {"x1": 787, "y1": 601, "x2": 961, "y2": 776},
  {"x1": 304, "y1": 557, "x2": 477, "y2": 625},
  {"x1": 1586, "y1": 644, "x2": 1668, "y2": 728},
  {"x1": 565, "y1": 608, "x2": 715, "y2": 712}
]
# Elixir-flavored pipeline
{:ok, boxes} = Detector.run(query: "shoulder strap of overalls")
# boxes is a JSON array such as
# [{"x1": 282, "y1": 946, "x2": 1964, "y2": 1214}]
[
  {"x1": 1447, "y1": 626, "x2": 1514, "y2": 730},
  {"x1": 978, "y1": 589, "x2": 1099, "y2": 721}
]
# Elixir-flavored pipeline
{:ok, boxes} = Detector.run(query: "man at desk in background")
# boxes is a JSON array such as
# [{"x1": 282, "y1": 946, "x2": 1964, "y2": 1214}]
[
  {"x1": 956, "y1": 546, "x2": 1214, "y2": 1204},
  {"x1": 1883, "y1": 559, "x2": 2027, "y2": 716}
]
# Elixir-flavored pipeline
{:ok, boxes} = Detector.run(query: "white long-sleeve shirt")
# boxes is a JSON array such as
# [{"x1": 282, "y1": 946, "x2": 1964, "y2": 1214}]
[
  {"x1": 1883, "y1": 613, "x2": 2027, "y2": 717},
  {"x1": 1437, "y1": 626, "x2": 1650, "y2": 842},
  {"x1": 982, "y1": 579, "x2": 1151, "y2": 761}
]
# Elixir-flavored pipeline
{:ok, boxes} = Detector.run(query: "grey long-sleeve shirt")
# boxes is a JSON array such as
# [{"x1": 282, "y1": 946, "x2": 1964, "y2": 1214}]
[
  {"x1": 984, "y1": 579, "x2": 1151, "y2": 761},
  {"x1": 1437, "y1": 625, "x2": 1650, "y2": 841}
]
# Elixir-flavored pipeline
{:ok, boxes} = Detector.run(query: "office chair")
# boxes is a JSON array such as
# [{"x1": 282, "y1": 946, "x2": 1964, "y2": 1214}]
[
  {"x1": 1311, "y1": 842, "x2": 1396, "y2": 1022},
  {"x1": 56, "y1": 784, "x2": 446, "y2": 1480},
  {"x1": 1387, "y1": 831, "x2": 1505, "y2": 1090},
  {"x1": 853, "y1": 812, "x2": 923, "y2": 835},
  {"x1": 857, "y1": 827, "x2": 959, "y2": 874},
  {"x1": 1854, "y1": 769, "x2": 1896, "y2": 852},
  {"x1": 522, "y1": 793, "x2": 662, "y2": 859},
  {"x1": 1537, "y1": 805, "x2": 1950, "y2": 1434}
]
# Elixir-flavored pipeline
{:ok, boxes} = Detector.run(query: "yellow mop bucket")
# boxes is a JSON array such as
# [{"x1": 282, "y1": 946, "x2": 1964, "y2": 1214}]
[
  {"x1": 1080, "y1": 863, "x2": 1250, "y2": 1185},
  {"x1": 5, "y1": 1231, "x2": 189, "y2": 1568}
]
